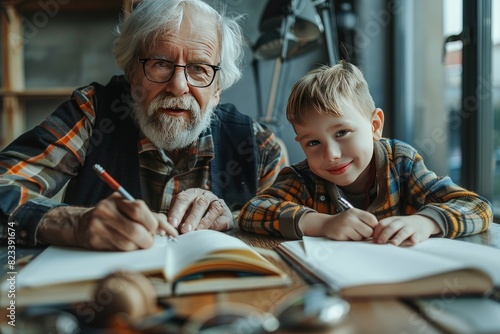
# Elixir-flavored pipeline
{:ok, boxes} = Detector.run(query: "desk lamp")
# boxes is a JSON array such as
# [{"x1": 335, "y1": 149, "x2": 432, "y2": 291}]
[{"x1": 252, "y1": 0, "x2": 339, "y2": 126}]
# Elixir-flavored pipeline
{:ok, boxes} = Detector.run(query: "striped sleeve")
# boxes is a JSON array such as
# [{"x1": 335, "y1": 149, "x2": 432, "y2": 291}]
[
  {"x1": 390, "y1": 140, "x2": 493, "y2": 238},
  {"x1": 238, "y1": 165, "x2": 315, "y2": 239},
  {"x1": 0, "y1": 86, "x2": 97, "y2": 246}
]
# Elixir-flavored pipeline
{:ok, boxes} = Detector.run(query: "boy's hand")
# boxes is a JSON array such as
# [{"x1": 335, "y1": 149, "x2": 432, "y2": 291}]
[
  {"x1": 324, "y1": 209, "x2": 379, "y2": 240},
  {"x1": 373, "y1": 215, "x2": 440, "y2": 246},
  {"x1": 300, "y1": 210, "x2": 378, "y2": 241}
]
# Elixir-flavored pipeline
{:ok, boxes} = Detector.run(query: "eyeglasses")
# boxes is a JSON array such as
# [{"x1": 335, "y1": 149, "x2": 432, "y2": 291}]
[{"x1": 138, "y1": 58, "x2": 221, "y2": 88}]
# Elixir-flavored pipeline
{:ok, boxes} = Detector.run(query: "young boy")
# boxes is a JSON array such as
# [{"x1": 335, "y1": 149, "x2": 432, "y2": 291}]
[{"x1": 238, "y1": 61, "x2": 493, "y2": 245}]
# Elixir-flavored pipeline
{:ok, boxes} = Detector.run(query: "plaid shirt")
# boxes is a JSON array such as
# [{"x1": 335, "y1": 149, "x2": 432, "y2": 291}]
[
  {"x1": 238, "y1": 138, "x2": 493, "y2": 239},
  {"x1": 0, "y1": 84, "x2": 285, "y2": 246}
]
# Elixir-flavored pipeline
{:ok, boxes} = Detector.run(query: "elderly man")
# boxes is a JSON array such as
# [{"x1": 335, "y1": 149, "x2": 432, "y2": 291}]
[{"x1": 0, "y1": 0, "x2": 284, "y2": 251}]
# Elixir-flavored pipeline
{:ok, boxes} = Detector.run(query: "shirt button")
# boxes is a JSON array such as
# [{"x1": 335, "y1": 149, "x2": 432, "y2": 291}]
[
  {"x1": 320, "y1": 195, "x2": 326, "y2": 201},
  {"x1": 20, "y1": 230, "x2": 27, "y2": 238}
]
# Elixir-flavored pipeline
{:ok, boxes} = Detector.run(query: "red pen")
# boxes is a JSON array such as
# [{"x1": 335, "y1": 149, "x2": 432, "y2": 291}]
[
  {"x1": 93, "y1": 163, "x2": 177, "y2": 241},
  {"x1": 93, "y1": 164, "x2": 134, "y2": 200}
]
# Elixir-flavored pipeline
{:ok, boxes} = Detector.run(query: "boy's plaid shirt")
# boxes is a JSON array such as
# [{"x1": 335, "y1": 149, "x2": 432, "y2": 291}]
[{"x1": 238, "y1": 138, "x2": 493, "y2": 239}]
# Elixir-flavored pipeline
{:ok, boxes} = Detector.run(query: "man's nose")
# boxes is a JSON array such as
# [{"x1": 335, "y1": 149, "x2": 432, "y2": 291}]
[{"x1": 164, "y1": 67, "x2": 189, "y2": 96}]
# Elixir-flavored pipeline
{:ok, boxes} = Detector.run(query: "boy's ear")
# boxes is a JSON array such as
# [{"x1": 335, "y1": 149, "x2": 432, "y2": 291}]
[
  {"x1": 292, "y1": 125, "x2": 299, "y2": 142},
  {"x1": 371, "y1": 108, "x2": 384, "y2": 140}
]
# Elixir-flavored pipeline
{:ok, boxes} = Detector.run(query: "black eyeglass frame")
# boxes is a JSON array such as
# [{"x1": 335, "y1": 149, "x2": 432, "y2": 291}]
[{"x1": 138, "y1": 58, "x2": 221, "y2": 88}]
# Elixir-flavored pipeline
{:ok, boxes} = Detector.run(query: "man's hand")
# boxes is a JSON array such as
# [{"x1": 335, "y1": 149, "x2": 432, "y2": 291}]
[
  {"x1": 168, "y1": 188, "x2": 233, "y2": 233},
  {"x1": 37, "y1": 193, "x2": 177, "y2": 251}
]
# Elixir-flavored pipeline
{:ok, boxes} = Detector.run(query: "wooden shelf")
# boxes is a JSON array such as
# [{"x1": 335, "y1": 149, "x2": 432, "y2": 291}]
[
  {"x1": 3, "y1": 0, "x2": 126, "y2": 13},
  {"x1": 0, "y1": 88, "x2": 74, "y2": 99},
  {"x1": 0, "y1": 0, "x2": 132, "y2": 148}
]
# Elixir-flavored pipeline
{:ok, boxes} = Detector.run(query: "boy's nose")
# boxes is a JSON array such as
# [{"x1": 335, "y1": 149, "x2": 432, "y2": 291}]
[{"x1": 324, "y1": 144, "x2": 341, "y2": 161}]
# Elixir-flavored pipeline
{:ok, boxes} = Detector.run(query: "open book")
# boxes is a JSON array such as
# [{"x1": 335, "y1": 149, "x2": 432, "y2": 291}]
[
  {"x1": 4, "y1": 230, "x2": 290, "y2": 306},
  {"x1": 276, "y1": 237, "x2": 500, "y2": 298}
]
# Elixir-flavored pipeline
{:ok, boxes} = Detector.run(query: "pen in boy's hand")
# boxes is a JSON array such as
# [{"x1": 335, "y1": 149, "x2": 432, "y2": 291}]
[
  {"x1": 93, "y1": 164, "x2": 134, "y2": 200},
  {"x1": 93, "y1": 164, "x2": 178, "y2": 241},
  {"x1": 338, "y1": 196, "x2": 354, "y2": 211}
]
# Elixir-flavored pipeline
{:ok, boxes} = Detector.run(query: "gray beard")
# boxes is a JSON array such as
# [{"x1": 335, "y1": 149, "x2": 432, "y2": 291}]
[{"x1": 132, "y1": 94, "x2": 216, "y2": 151}]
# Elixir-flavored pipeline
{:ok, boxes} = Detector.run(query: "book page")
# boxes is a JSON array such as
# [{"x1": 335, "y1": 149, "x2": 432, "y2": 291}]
[
  {"x1": 411, "y1": 238, "x2": 500, "y2": 285},
  {"x1": 12, "y1": 231, "x2": 271, "y2": 290},
  {"x1": 165, "y1": 230, "x2": 258, "y2": 280},
  {"x1": 302, "y1": 237, "x2": 469, "y2": 289},
  {"x1": 15, "y1": 236, "x2": 170, "y2": 288}
]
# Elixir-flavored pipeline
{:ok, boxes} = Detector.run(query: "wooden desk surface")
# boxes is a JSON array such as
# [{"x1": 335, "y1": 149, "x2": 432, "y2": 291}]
[
  {"x1": 167, "y1": 224, "x2": 500, "y2": 334},
  {"x1": 2, "y1": 223, "x2": 499, "y2": 333}
]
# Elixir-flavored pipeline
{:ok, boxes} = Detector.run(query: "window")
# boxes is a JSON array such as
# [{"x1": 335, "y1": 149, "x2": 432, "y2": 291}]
[
  {"x1": 445, "y1": 0, "x2": 499, "y2": 218},
  {"x1": 444, "y1": 0, "x2": 463, "y2": 184},
  {"x1": 492, "y1": 0, "x2": 500, "y2": 213},
  {"x1": 391, "y1": 0, "x2": 497, "y2": 218},
  {"x1": 457, "y1": 0, "x2": 494, "y2": 204}
]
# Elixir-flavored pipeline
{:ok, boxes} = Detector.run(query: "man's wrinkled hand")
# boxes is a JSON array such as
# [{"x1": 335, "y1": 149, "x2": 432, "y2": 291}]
[{"x1": 168, "y1": 188, "x2": 234, "y2": 233}]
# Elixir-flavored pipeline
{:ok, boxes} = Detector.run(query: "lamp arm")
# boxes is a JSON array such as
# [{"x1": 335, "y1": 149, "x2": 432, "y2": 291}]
[
  {"x1": 314, "y1": 0, "x2": 340, "y2": 64},
  {"x1": 263, "y1": 3, "x2": 297, "y2": 125},
  {"x1": 252, "y1": 58, "x2": 264, "y2": 120},
  {"x1": 263, "y1": 58, "x2": 283, "y2": 124},
  {"x1": 280, "y1": 3, "x2": 297, "y2": 61}
]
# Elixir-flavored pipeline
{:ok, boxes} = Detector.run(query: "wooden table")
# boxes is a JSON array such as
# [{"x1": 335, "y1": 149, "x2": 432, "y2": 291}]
[
  {"x1": 2, "y1": 223, "x2": 499, "y2": 333},
  {"x1": 163, "y1": 223, "x2": 500, "y2": 334}
]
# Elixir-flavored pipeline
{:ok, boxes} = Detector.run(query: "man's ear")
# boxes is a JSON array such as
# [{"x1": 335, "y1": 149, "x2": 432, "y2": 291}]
[
  {"x1": 129, "y1": 71, "x2": 136, "y2": 86},
  {"x1": 128, "y1": 65, "x2": 139, "y2": 86},
  {"x1": 371, "y1": 108, "x2": 384, "y2": 140},
  {"x1": 213, "y1": 88, "x2": 221, "y2": 105}
]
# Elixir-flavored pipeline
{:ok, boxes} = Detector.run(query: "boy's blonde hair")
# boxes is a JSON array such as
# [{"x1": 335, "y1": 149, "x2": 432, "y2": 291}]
[{"x1": 286, "y1": 60, "x2": 375, "y2": 126}]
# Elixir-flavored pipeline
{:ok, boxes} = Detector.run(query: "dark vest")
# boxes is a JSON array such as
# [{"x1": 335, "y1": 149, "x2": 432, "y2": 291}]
[{"x1": 64, "y1": 76, "x2": 258, "y2": 210}]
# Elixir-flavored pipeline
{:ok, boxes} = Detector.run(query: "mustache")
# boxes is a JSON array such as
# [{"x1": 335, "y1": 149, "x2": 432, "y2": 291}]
[{"x1": 148, "y1": 94, "x2": 200, "y2": 114}]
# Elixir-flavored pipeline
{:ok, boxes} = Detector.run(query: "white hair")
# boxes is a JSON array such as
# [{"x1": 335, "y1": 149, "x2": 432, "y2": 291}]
[{"x1": 113, "y1": 0, "x2": 245, "y2": 91}]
